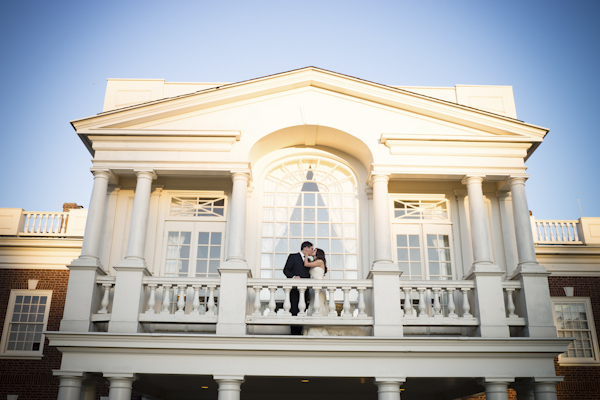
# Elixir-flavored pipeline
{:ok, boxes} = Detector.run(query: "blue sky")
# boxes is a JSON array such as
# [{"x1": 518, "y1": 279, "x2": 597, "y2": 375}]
[{"x1": 1, "y1": 0, "x2": 598, "y2": 220}]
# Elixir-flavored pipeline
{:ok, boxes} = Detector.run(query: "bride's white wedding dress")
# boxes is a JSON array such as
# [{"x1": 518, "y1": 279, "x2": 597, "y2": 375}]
[{"x1": 307, "y1": 267, "x2": 328, "y2": 316}]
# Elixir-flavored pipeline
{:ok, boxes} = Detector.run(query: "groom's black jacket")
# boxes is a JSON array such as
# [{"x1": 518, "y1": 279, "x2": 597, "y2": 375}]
[{"x1": 283, "y1": 253, "x2": 310, "y2": 279}]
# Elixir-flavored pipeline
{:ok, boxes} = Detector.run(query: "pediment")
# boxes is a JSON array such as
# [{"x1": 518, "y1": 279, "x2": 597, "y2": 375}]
[{"x1": 72, "y1": 67, "x2": 548, "y2": 156}]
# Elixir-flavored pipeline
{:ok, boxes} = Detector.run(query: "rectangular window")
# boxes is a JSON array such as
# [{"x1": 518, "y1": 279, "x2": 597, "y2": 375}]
[
  {"x1": 0, "y1": 290, "x2": 52, "y2": 358},
  {"x1": 162, "y1": 222, "x2": 224, "y2": 278},
  {"x1": 394, "y1": 225, "x2": 454, "y2": 280},
  {"x1": 170, "y1": 196, "x2": 226, "y2": 218},
  {"x1": 552, "y1": 297, "x2": 600, "y2": 365}
]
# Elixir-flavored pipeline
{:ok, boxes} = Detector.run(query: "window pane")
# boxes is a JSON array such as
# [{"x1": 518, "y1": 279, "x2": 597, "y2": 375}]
[
  {"x1": 209, "y1": 246, "x2": 221, "y2": 259},
  {"x1": 198, "y1": 232, "x2": 209, "y2": 245},
  {"x1": 409, "y1": 235, "x2": 420, "y2": 247}
]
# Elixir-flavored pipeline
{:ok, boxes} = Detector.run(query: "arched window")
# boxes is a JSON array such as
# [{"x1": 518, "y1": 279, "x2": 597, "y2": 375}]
[{"x1": 260, "y1": 157, "x2": 358, "y2": 279}]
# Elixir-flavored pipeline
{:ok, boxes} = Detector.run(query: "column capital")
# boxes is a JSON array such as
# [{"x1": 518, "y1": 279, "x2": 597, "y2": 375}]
[
  {"x1": 369, "y1": 172, "x2": 390, "y2": 186},
  {"x1": 508, "y1": 175, "x2": 528, "y2": 186},
  {"x1": 90, "y1": 168, "x2": 113, "y2": 180},
  {"x1": 454, "y1": 189, "x2": 467, "y2": 198},
  {"x1": 496, "y1": 191, "x2": 512, "y2": 200},
  {"x1": 133, "y1": 169, "x2": 157, "y2": 180},
  {"x1": 231, "y1": 171, "x2": 251, "y2": 183},
  {"x1": 214, "y1": 375, "x2": 245, "y2": 382},
  {"x1": 375, "y1": 377, "x2": 406, "y2": 384},
  {"x1": 461, "y1": 175, "x2": 486, "y2": 185},
  {"x1": 53, "y1": 370, "x2": 85, "y2": 378}
]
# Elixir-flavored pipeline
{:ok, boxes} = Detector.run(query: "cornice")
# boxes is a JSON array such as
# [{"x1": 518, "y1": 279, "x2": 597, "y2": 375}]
[{"x1": 47, "y1": 332, "x2": 570, "y2": 355}]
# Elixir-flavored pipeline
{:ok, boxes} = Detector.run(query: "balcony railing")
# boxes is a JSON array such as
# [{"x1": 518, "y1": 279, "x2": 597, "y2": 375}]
[
  {"x1": 0, "y1": 208, "x2": 87, "y2": 237},
  {"x1": 91, "y1": 275, "x2": 526, "y2": 336},
  {"x1": 530, "y1": 216, "x2": 600, "y2": 245}
]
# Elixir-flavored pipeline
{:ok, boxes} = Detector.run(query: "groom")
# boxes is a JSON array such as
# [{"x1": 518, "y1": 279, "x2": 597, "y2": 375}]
[{"x1": 283, "y1": 241, "x2": 313, "y2": 335}]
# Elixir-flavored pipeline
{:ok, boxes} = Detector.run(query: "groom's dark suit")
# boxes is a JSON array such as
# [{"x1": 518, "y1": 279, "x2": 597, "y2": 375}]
[{"x1": 283, "y1": 252, "x2": 311, "y2": 335}]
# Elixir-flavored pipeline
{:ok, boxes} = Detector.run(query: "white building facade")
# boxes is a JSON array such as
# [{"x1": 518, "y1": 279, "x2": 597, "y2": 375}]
[{"x1": 39, "y1": 67, "x2": 582, "y2": 399}]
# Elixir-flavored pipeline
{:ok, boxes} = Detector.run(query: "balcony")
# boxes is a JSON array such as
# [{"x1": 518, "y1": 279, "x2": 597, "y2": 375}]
[
  {"x1": 531, "y1": 216, "x2": 600, "y2": 245},
  {"x1": 90, "y1": 273, "x2": 528, "y2": 337}
]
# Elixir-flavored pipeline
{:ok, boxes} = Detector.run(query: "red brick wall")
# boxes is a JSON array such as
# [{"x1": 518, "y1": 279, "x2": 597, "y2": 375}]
[
  {"x1": 549, "y1": 276, "x2": 600, "y2": 400},
  {"x1": 0, "y1": 269, "x2": 68, "y2": 400}
]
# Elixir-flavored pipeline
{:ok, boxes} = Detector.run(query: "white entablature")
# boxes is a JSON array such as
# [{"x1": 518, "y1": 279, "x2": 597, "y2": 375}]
[{"x1": 72, "y1": 67, "x2": 547, "y2": 181}]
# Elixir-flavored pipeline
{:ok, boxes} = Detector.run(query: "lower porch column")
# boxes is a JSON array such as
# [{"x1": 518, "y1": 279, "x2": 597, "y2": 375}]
[
  {"x1": 375, "y1": 377, "x2": 405, "y2": 400},
  {"x1": 481, "y1": 378, "x2": 514, "y2": 400},
  {"x1": 54, "y1": 371, "x2": 84, "y2": 400},
  {"x1": 214, "y1": 375, "x2": 244, "y2": 400},
  {"x1": 533, "y1": 377, "x2": 562, "y2": 400},
  {"x1": 106, "y1": 374, "x2": 137, "y2": 400}
]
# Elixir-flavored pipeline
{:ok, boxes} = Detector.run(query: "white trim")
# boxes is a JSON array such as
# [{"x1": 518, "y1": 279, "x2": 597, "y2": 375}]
[{"x1": 0, "y1": 289, "x2": 52, "y2": 359}]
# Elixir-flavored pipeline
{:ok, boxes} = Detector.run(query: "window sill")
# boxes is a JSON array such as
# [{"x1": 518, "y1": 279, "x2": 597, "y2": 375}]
[{"x1": 0, "y1": 353, "x2": 43, "y2": 360}]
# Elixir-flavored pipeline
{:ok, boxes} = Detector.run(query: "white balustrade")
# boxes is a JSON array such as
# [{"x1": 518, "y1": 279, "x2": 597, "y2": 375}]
[
  {"x1": 246, "y1": 278, "x2": 373, "y2": 326},
  {"x1": 532, "y1": 219, "x2": 581, "y2": 244},
  {"x1": 20, "y1": 211, "x2": 69, "y2": 236},
  {"x1": 139, "y1": 277, "x2": 220, "y2": 323},
  {"x1": 399, "y1": 281, "x2": 477, "y2": 325}
]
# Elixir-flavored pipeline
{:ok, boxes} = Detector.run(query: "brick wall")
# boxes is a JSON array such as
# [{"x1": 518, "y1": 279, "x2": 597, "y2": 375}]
[
  {"x1": 0, "y1": 269, "x2": 68, "y2": 400},
  {"x1": 549, "y1": 276, "x2": 600, "y2": 400}
]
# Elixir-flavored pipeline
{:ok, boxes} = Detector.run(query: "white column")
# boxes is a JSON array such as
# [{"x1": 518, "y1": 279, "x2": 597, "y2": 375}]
[
  {"x1": 463, "y1": 176, "x2": 493, "y2": 268},
  {"x1": 123, "y1": 170, "x2": 156, "y2": 263},
  {"x1": 214, "y1": 376, "x2": 244, "y2": 400},
  {"x1": 509, "y1": 177, "x2": 557, "y2": 338},
  {"x1": 533, "y1": 377, "x2": 561, "y2": 400},
  {"x1": 106, "y1": 374, "x2": 136, "y2": 400},
  {"x1": 375, "y1": 378, "x2": 405, "y2": 400},
  {"x1": 497, "y1": 191, "x2": 519, "y2": 277},
  {"x1": 61, "y1": 171, "x2": 110, "y2": 332},
  {"x1": 54, "y1": 371, "x2": 84, "y2": 400},
  {"x1": 371, "y1": 173, "x2": 394, "y2": 267},
  {"x1": 463, "y1": 177, "x2": 509, "y2": 337},
  {"x1": 509, "y1": 177, "x2": 538, "y2": 268},
  {"x1": 481, "y1": 378, "x2": 513, "y2": 400},
  {"x1": 369, "y1": 173, "x2": 403, "y2": 336},
  {"x1": 454, "y1": 189, "x2": 473, "y2": 279},
  {"x1": 79, "y1": 169, "x2": 111, "y2": 265},
  {"x1": 226, "y1": 172, "x2": 250, "y2": 262},
  {"x1": 108, "y1": 171, "x2": 156, "y2": 332}
]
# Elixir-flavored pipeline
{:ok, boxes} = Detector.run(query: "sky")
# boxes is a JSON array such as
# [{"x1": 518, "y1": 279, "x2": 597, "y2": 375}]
[{"x1": 0, "y1": 0, "x2": 598, "y2": 220}]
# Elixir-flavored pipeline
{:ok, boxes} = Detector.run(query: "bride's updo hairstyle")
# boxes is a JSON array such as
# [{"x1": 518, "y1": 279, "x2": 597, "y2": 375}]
[{"x1": 315, "y1": 248, "x2": 327, "y2": 273}]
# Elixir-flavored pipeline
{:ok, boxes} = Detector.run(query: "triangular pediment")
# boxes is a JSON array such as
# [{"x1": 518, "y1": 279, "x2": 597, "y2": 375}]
[{"x1": 72, "y1": 67, "x2": 548, "y2": 157}]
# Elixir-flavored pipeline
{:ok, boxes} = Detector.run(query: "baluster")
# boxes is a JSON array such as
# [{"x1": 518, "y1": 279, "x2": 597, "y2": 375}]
[
  {"x1": 447, "y1": 288, "x2": 457, "y2": 317},
  {"x1": 357, "y1": 286, "x2": 367, "y2": 317},
  {"x1": 312, "y1": 284, "x2": 322, "y2": 316},
  {"x1": 298, "y1": 286, "x2": 307, "y2": 316},
  {"x1": 432, "y1": 288, "x2": 442, "y2": 317},
  {"x1": 145, "y1": 284, "x2": 157, "y2": 314},
  {"x1": 252, "y1": 286, "x2": 263, "y2": 316},
  {"x1": 98, "y1": 283, "x2": 112, "y2": 314},
  {"x1": 327, "y1": 287, "x2": 337, "y2": 317},
  {"x1": 461, "y1": 288, "x2": 472, "y2": 317},
  {"x1": 282, "y1": 286, "x2": 292, "y2": 316},
  {"x1": 267, "y1": 286, "x2": 277, "y2": 316},
  {"x1": 190, "y1": 285, "x2": 201, "y2": 315},
  {"x1": 342, "y1": 287, "x2": 352, "y2": 318},
  {"x1": 32, "y1": 213, "x2": 39, "y2": 233},
  {"x1": 417, "y1": 287, "x2": 427, "y2": 317},
  {"x1": 574, "y1": 223, "x2": 580, "y2": 241},
  {"x1": 567, "y1": 222, "x2": 574, "y2": 242},
  {"x1": 506, "y1": 288, "x2": 517, "y2": 318},
  {"x1": 175, "y1": 285, "x2": 186, "y2": 314},
  {"x1": 206, "y1": 285, "x2": 216, "y2": 316},
  {"x1": 23, "y1": 213, "x2": 30, "y2": 233},
  {"x1": 161, "y1": 285, "x2": 172, "y2": 314},
  {"x1": 560, "y1": 222, "x2": 567, "y2": 242},
  {"x1": 403, "y1": 287, "x2": 413, "y2": 317},
  {"x1": 46, "y1": 214, "x2": 53, "y2": 234}
]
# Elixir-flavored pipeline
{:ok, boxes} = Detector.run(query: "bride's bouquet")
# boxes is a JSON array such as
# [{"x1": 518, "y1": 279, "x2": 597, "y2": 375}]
[{"x1": 307, "y1": 255, "x2": 314, "y2": 262}]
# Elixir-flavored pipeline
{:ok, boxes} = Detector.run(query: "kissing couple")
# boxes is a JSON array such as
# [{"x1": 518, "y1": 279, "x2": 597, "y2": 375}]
[{"x1": 283, "y1": 241, "x2": 329, "y2": 335}]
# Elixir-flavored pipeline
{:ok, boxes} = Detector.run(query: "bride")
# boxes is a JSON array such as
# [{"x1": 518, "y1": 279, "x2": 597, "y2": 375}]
[{"x1": 304, "y1": 248, "x2": 329, "y2": 316}]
